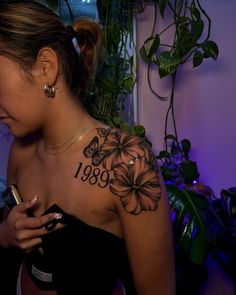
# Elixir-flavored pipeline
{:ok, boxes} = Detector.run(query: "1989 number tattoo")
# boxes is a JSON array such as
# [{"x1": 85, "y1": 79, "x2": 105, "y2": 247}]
[{"x1": 74, "y1": 162, "x2": 110, "y2": 188}]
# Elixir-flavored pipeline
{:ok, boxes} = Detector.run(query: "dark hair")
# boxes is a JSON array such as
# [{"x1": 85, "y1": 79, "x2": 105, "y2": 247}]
[{"x1": 0, "y1": 0, "x2": 103, "y2": 99}]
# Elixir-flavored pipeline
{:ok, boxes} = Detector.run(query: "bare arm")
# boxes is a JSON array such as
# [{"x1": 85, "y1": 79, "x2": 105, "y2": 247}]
[
  {"x1": 108, "y1": 139, "x2": 176, "y2": 294},
  {"x1": 83, "y1": 127, "x2": 176, "y2": 294},
  {"x1": 116, "y1": 176, "x2": 175, "y2": 294}
]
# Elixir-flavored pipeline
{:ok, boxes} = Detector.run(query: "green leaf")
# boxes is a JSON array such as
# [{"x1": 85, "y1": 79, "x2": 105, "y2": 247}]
[
  {"x1": 164, "y1": 134, "x2": 177, "y2": 141},
  {"x1": 140, "y1": 35, "x2": 160, "y2": 64},
  {"x1": 161, "y1": 166, "x2": 178, "y2": 182},
  {"x1": 139, "y1": 45, "x2": 151, "y2": 64},
  {"x1": 105, "y1": 20, "x2": 122, "y2": 53},
  {"x1": 121, "y1": 75, "x2": 135, "y2": 93},
  {"x1": 158, "y1": 150, "x2": 170, "y2": 159},
  {"x1": 151, "y1": 54, "x2": 159, "y2": 65},
  {"x1": 97, "y1": 77, "x2": 119, "y2": 93},
  {"x1": 132, "y1": 124, "x2": 146, "y2": 138},
  {"x1": 175, "y1": 26, "x2": 194, "y2": 57},
  {"x1": 191, "y1": 20, "x2": 204, "y2": 43},
  {"x1": 145, "y1": 35, "x2": 160, "y2": 57},
  {"x1": 177, "y1": 16, "x2": 189, "y2": 25},
  {"x1": 201, "y1": 41, "x2": 219, "y2": 60},
  {"x1": 167, "y1": 184, "x2": 225, "y2": 264},
  {"x1": 44, "y1": 0, "x2": 59, "y2": 10},
  {"x1": 120, "y1": 122, "x2": 132, "y2": 132},
  {"x1": 112, "y1": 116, "x2": 122, "y2": 127},
  {"x1": 181, "y1": 139, "x2": 191, "y2": 155},
  {"x1": 193, "y1": 50, "x2": 204, "y2": 67},
  {"x1": 158, "y1": 51, "x2": 180, "y2": 78},
  {"x1": 180, "y1": 160, "x2": 200, "y2": 184},
  {"x1": 96, "y1": 0, "x2": 108, "y2": 25},
  {"x1": 190, "y1": 6, "x2": 201, "y2": 21},
  {"x1": 156, "y1": 0, "x2": 169, "y2": 18}
]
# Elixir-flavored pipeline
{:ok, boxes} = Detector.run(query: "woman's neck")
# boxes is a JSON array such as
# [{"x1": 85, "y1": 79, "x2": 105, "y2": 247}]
[{"x1": 41, "y1": 97, "x2": 94, "y2": 148}]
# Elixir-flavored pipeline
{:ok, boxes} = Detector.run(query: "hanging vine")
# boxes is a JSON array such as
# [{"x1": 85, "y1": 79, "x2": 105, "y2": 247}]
[
  {"x1": 139, "y1": 0, "x2": 219, "y2": 185},
  {"x1": 140, "y1": 0, "x2": 218, "y2": 145}
]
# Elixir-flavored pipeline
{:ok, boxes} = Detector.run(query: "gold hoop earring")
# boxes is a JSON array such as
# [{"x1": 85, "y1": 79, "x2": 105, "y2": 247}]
[{"x1": 44, "y1": 84, "x2": 56, "y2": 98}]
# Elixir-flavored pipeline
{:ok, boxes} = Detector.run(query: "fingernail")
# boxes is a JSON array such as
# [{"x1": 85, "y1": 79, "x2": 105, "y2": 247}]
[
  {"x1": 31, "y1": 195, "x2": 38, "y2": 204},
  {"x1": 54, "y1": 213, "x2": 62, "y2": 220}
]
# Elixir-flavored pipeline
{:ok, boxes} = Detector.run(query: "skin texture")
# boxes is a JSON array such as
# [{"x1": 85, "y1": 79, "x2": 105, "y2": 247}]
[{"x1": 0, "y1": 46, "x2": 176, "y2": 295}]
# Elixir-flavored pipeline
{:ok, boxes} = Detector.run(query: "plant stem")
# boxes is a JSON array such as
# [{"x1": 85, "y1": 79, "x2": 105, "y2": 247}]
[
  {"x1": 196, "y1": 0, "x2": 211, "y2": 41},
  {"x1": 63, "y1": 0, "x2": 73, "y2": 22},
  {"x1": 147, "y1": 64, "x2": 168, "y2": 100},
  {"x1": 151, "y1": 1, "x2": 157, "y2": 37},
  {"x1": 164, "y1": 71, "x2": 178, "y2": 150},
  {"x1": 184, "y1": 0, "x2": 188, "y2": 16},
  {"x1": 159, "y1": 22, "x2": 176, "y2": 37},
  {"x1": 171, "y1": 72, "x2": 178, "y2": 142}
]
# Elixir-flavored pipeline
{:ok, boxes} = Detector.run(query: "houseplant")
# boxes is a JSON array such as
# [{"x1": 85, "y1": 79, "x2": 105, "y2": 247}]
[
  {"x1": 41, "y1": 0, "x2": 148, "y2": 138},
  {"x1": 138, "y1": 0, "x2": 223, "y2": 256}
]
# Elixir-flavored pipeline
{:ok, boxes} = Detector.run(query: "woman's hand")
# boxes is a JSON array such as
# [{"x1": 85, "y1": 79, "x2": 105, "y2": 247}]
[{"x1": 0, "y1": 196, "x2": 62, "y2": 252}]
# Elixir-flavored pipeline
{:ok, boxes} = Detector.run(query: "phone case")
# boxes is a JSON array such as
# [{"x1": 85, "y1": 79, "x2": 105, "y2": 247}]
[{"x1": 2, "y1": 184, "x2": 22, "y2": 211}]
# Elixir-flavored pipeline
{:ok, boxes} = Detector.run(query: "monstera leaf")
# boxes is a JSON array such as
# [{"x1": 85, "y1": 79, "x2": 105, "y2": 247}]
[{"x1": 167, "y1": 184, "x2": 225, "y2": 264}]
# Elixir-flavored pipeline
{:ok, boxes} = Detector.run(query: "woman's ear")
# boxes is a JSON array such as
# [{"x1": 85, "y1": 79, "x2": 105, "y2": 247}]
[{"x1": 34, "y1": 47, "x2": 59, "y2": 86}]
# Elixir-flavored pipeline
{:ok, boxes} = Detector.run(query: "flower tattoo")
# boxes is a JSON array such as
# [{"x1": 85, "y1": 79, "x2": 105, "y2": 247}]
[
  {"x1": 82, "y1": 128, "x2": 162, "y2": 215},
  {"x1": 110, "y1": 157, "x2": 161, "y2": 214},
  {"x1": 100, "y1": 130, "x2": 145, "y2": 171}
]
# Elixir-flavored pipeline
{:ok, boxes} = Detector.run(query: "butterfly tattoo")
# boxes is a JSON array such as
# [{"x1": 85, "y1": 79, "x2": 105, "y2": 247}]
[
  {"x1": 83, "y1": 136, "x2": 107, "y2": 166},
  {"x1": 96, "y1": 127, "x2": 112, "y2": 138}
]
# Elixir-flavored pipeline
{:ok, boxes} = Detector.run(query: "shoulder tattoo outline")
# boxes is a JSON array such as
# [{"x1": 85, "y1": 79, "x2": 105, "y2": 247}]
[{"x1": 74, "y1": 127, "x2": 162, "y2": 215}]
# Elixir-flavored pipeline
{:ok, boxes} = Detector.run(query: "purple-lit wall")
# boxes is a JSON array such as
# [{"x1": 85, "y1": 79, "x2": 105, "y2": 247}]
[
  {"x1": 136, "y1": 2, "x2": 236, "y2": 294},
  {"x1": 136, "y1": 0, "x2": 236, "y2": 198}
]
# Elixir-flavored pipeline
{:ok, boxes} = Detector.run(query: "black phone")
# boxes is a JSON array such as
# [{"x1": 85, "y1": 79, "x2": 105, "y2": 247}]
[{"x1": 2, "y1": 184, "x2": 22, "y2": 212}]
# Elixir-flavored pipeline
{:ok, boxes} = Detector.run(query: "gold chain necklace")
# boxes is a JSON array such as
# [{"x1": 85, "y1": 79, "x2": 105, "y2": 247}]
[{"x1": 44, "y1": 121, "x2": 96, "y2": 155}]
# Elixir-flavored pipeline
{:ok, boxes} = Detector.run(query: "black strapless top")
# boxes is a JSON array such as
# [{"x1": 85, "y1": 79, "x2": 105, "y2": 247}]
[{"x1": 25, "y1": 204, "x2": 137, "y2": 295}]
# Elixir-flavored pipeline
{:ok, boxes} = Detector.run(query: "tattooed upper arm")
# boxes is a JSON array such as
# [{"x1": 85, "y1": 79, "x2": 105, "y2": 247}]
[{"x1": 82, "y1": 127, "x2": 162, "y2": 215}]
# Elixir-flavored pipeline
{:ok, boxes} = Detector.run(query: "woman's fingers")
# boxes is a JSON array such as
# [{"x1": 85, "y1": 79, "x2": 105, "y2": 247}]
[
  {"x1": 7, "y1": 196, "x2": 64, "y2": 252},
  {"x1": 15, "y1": 236, "x2": 43, "y2": 252},
  {"x1": 13, "y1": 213, "x2": 64, "y2": 251},
  {"x1": 14, "y1": 212, "x2": 62, "y2": 230},
  {"x1": 12, "y1": 195, "x2": 38, "y2": 216}
]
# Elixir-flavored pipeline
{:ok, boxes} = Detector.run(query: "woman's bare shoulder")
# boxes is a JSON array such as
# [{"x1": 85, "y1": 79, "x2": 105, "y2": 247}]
[{"x1": 82, "y1": 126, "x2": 161, "y2": 213}]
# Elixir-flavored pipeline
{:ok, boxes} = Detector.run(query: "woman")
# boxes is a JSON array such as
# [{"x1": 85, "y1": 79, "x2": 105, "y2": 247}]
[{"x1": 0, "y1": 1, "x2": 176, "y2": 294}]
